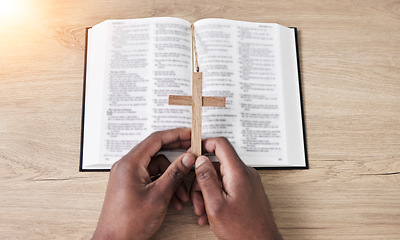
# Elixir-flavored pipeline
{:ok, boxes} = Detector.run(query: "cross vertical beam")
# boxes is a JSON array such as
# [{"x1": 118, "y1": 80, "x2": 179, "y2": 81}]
[{"x1": 191, "y1": 72, "x2": 203, "y2": 157}]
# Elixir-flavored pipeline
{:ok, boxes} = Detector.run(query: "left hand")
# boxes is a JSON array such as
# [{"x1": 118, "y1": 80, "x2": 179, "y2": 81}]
[{"x1": 92, "y1": 128, "x2": 195, "y2": 240}]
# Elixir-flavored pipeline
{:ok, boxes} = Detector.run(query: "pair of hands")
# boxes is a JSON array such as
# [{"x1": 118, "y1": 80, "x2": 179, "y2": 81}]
[{"x1": 92, "y1": 128, "x2": 281, "y2": 240}]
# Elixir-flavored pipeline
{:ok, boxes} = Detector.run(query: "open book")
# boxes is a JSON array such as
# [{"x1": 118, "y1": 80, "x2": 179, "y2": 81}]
[{"x1": 80, "y1": 17, "x2": 307, "y2": 171}]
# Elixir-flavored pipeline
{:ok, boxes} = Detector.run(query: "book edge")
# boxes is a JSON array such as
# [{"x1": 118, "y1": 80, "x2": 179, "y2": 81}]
[
  {"x1": 79, "y1": 27, "x2": 92, "y2": 172},
  {"x1": 291, "y1": 27, "x2": 309, "y2": 169},
  {"x1": 78, "y1": 166, "x2": 309, "y2": 172}
]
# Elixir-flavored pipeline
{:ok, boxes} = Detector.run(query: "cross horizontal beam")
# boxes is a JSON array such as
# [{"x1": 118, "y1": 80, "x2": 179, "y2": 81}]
[{"x1": 169, "y1": 95, "x2": 226, "y2": 107}]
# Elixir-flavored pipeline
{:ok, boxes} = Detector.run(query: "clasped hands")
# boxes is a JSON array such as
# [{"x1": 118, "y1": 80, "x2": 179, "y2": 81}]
[{"x1": 92, "y1": 128, "x2": 281, "y2": 240}]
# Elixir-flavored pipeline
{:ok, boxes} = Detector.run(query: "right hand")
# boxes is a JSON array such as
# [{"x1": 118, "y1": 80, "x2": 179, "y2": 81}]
[{"x1": 190, "y1": 137, "x2": 282, "y2": 240}]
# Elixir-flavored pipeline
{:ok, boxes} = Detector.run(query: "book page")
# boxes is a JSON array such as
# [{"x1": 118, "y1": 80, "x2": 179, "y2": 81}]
[
  {"x1": 83, "y1": 18, "x2": 192, "y2": 168},
  {"x1": 193, "y1": 19, "x2": 288, "y2": 166}
]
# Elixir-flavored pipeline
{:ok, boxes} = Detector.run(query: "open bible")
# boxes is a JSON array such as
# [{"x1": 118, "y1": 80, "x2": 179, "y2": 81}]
[{"x1": 80, "y1": 17, "x2": 307, "y2": 171}]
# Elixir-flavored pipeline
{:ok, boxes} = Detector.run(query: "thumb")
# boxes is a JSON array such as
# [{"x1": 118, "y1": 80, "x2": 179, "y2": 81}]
[
  {"x1": 194, "y1": 156, "x2": 224, "y2": 207},
  {"x1": 155, "y1": 153, "x2": 195, "y2": 199}
]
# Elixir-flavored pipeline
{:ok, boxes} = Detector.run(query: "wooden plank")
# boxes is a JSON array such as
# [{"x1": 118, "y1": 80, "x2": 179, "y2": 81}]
[
  {"x1": 191, "y1": 72, "x2": 202, "y2": 157},
  {"x1": 203, "y1": 96, "x2": 226, "y2": 107},
  {"x1": 169, "y1": 95, "x2": 226, "y2": 107},
  {"x1": 169, "y1": 95, "x2": 192, "y2": 105}
]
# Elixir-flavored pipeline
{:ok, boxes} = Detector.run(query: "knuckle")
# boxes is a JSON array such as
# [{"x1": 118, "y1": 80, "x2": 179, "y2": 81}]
[
  {"x1": 110, "y1": 160, "x2": 120, "y2": 172},
  {"x1": 109, "y1": 160, "x2": 134, "y2": 181},
  {"x1": 197, "y1": 168, "x2": 214, "y2": 183},
  {"x1": 246, "y1": 166, "x2": 257, "y2": 176},
  {"x1": 167, "y1": 166, "x2": 184, "y2": 183},
  {"x1": 247, "y1": 166, "x2": 261, "y2": 180},
  {"x1": 110, "y1": 160, "x2": 126, "y2": 174},
  {"x1": 111, "y1": 158, "x2": 129, "y2": 171},
  {"x1": 149, "y1": 131, "x2": 161, "y2": 140}
]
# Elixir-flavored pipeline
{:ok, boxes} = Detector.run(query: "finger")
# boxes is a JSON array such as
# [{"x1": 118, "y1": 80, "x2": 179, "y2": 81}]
[
  {"x1": 171, "y1": 194, "x2": 183, "y2": 211},
  {"x1": 175, "y1": 182, "x2": 189, "y2": 202},
  {"x1": 202, "y1": 137, "x2": 246, "y2": 172},
  {"x1": 153, "y1": 152, "x2": 195, "y2": 200},
  {"x1": 128, "y1": 128, "x2": 191, "y2": 168},
  {"x1": 194, "y1": 156, "x2": 225, "y2": 208},
  {"x1": 191, "y1": 189, "x2": 205, "y2": 216},
  {"x1": 197, "y1": 214, "x2": 208, "y2": 226},
  {"x1": 202, "y1": 138, "x2": 248, "y2": 193},
  {"x1": 149, "y1": 155, "x2": 189, "y2": 202},
  {"x1": 186, "y1": 146, "x2": 192, "y2": 153},
  {"x1": 162, "y1": 139, "x2": 191, "y2": 151},
  {"x1": 190, "y1": 176, "x2": 205, "y2": 216}
]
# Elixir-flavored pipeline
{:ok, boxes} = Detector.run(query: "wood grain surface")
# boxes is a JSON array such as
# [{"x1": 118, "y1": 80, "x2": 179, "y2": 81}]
[
  {"x1": 191, "y1": 72, "x2": 203, "y2": 157},
  {"x1": 169, "y1": 95, "x2": 226, "y2": 107},
  {"x1": 1, "y1": 0, "x2": 399, "y2": 239}
]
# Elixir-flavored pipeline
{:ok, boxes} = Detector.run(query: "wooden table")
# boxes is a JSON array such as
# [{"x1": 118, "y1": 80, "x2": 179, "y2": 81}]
[{"x1": 1, "y1": 0, "x2": 399, "y2": 239}]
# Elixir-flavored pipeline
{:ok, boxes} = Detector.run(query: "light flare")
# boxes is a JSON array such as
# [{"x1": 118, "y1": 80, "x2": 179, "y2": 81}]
[{"x1": 0, "y1": 0, "x2": 28, "y2": 21}]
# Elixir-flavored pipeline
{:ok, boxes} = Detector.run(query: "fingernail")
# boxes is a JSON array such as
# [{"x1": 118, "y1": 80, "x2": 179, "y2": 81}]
[
  {"x1": 182, "y1": 154, "x2": 195, "y2": 168},
  {"x1": 195, "y1": 156, "x2": 207, "y2": 168}
]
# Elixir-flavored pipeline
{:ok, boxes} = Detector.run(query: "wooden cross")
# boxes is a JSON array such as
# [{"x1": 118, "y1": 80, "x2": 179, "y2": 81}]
[{"x1": 168, "y1": 72, "x2": 226, "y2": 157}]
